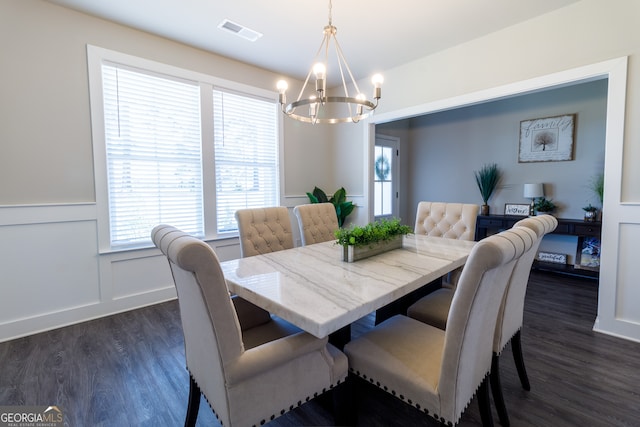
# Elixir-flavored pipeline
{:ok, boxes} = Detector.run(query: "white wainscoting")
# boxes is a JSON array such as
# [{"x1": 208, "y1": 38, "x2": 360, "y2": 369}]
[
  {"x1": 615, "y1": 223, "x2": 640, "y2": 324},
  {"x1": 0, "y1": 203, "x2": 241, "y2": 343}
]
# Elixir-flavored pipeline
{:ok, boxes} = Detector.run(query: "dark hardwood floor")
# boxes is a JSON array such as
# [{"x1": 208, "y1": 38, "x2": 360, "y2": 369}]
[{"x1": 1, "y1": 271, "x2": 639, "y2": 426}]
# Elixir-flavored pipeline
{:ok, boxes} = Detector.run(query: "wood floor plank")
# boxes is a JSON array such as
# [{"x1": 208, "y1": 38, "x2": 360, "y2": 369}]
[{"x1": 1, "y1": 271, "x2": 639, "y2": 426}]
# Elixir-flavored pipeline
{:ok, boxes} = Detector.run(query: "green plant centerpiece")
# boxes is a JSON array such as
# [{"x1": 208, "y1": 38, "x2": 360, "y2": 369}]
[
  {"x1": 335, "y1": 218, "x2": 412, "y2": 262},
  {"x1": 307, "y1": 187, "x2": 354, "y2": 227},
  {"x1": 534, "y1": 197, "x2": 556, "y2": 214},
  {"x1": 474, "y1": 163, "x2": 501, "y2": 215}
]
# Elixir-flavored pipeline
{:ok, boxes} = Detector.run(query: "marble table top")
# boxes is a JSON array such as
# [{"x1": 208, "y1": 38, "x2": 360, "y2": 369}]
[{"x1": 220, "y1": 235, "x2": 476, "y2": 338}]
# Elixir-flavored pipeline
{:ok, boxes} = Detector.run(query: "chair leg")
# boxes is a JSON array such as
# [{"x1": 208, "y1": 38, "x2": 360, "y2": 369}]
[
  {"x1": 511, "y1": 330, "x2": 531, "y2": 391},
  {"x1": 490, "y1": 354, "x2": 510, "y2": 427},
  {"x1": 185, "y1": 375, "x2": 201, "y2": 427},
  {"x1": 477, "y1": 376, "x2": 494, "y2": 427},
  {"x1": 332, "y1": 376, "x2": 356, "y2": 426}
]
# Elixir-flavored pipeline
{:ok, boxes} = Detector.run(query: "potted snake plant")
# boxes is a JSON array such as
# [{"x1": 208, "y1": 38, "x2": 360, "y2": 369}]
[{"x1": 474, "y1": 163, "x2": 501, "y2": 215}]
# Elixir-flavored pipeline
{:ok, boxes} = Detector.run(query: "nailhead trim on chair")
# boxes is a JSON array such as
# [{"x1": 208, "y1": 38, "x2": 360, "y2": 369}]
[
  {"x1": 495, "y1": 327, "x2": 522, "y2": 356},
  {"x1": 350, "y1": 368, "x2": 489, "y2": 426},
  {"x1": 189, "y1": 369, "x2": 344, "y2": 427}
]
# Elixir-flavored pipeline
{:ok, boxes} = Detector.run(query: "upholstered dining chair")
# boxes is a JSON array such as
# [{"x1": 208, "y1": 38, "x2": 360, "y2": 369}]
[
  {"x1": 374, "y1": 201, "x2": 480, "y2": 325},
  {"x1": 151, "y1": 225, "x2": 348, "y2": 427},
  {"x1": 235, "y1": 206, "x2": 294, "y2": 258},
  {"x1": 293, "y1": 203, "x2": 339, "y2": 246},
  {"x1": 344, "y1": 227, "x2": 535, "y2": 427},
  {"x1": 414, "y1": 201, "x2": 480, "y2": 241},
  {"x1": 407, "y1": 215, "x2": 557, "y2": 426},
  {"x1": 488, "y1": 214, "x2": 557, "y2": 425},
  {"x1": 415, "y1": 201, "x2": 480, "y2": 286}
]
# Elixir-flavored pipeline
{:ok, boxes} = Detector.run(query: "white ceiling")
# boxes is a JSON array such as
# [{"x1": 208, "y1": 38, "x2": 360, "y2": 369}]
[{"x1": 47, "y1": 0, "x2": 579, "y2": 85}]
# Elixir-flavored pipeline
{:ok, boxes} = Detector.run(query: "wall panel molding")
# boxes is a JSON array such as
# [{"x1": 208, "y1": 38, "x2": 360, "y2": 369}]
[{"x1": 0, "y1": 203, "x2": 240, "y2": 342}]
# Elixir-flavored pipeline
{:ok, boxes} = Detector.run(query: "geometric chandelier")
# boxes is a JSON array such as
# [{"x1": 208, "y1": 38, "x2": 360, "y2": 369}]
[{"x1": 276, "y1": 0, "x2": 383, "y2": 124}]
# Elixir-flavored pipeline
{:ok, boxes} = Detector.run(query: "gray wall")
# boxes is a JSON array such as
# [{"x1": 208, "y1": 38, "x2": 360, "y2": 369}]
[
  {"x1": 378, "y1": 79, "x2": 607, "y2": 263},
  {"x1": 379, "y1": 79, "x2": 607, "y2": 226}
]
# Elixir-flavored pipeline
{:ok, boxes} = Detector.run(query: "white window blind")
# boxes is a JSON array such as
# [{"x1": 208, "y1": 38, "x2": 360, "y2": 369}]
[
  {"x1": 213, "y1": 90, "x2": 279, "y2": 233},
  {"x1": 102, "y1": 64, "x2": 203, "y2": 247}
]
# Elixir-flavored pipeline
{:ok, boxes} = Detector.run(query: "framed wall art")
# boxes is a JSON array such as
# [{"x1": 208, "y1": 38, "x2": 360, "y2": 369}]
[
  {"x1": 518, "y1": 114, "x2": 575, "y2": 163},
  {"x1": 504, "y1": 203, "x2": 530, "y2": 216}
]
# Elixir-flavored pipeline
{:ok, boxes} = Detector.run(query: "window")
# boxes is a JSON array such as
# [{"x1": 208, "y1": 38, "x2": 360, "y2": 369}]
[
  {"x1": 88, "y1": 46, "x2": 280, "y2": 251},
  {"x1": 102, "y1": 65, "x2": 204, "y2": 246},
  {"x1": 213, "y1": 90, "x2": 279, "y2": 233}
]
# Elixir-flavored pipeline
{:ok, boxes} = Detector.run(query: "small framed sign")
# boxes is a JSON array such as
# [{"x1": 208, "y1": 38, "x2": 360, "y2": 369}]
[
  {"x1": 504, "y1": 203, "x2": 530, "y2": 216},
  {"x1": 537, "y1": 251, "x2": 567, "y2": 264}
]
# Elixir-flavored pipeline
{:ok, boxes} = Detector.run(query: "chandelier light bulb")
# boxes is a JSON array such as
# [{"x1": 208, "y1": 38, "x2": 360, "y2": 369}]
[
  {"x1": 371, "y1": 74, "x2": 384, "y2": 87},
  {"x1": 371, "y1": 74, "x2": 383, "y2": 99},
  {"x1": 276, "y1": 80, "x2": 288, "y2": 94},
  {"x1": 313, "y1": 63, "x2": 326, "y2": 79}
]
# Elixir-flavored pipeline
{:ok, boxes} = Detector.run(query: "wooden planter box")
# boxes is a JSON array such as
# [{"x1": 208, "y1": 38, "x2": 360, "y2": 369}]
[{"x1": 342, "y1": 235, "x2": 403, "y2": 262}]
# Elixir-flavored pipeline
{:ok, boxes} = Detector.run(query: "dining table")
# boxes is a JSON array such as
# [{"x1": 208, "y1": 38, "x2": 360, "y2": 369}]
[{"x1": 219, "y1": 234, "x2": 476, "y2": 346}]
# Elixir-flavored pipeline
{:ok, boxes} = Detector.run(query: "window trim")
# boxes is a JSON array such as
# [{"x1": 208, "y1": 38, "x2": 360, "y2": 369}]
[{"x1": 87, "y1": 45, "x2": 284, "y2": 253}]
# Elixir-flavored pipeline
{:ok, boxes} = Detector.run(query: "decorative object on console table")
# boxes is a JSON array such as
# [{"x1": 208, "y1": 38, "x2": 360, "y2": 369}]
[
  {"x1": 588, "y1": 173, "x2": 604, "y2": 220},
  {"x1": 524, "y1": 183, "x2": 545, "y2": 216},
  {"x1": 475, "y1": 214, "x2": 601, "y2": 279},
  {"x1": 537, "y1": 251, "x2": 567, "y2": 265},
  {"x1": 575, "y1": 236, "x2": 601, "y2": 271},
  {"x1": 335, "y1": 218, "x2": 412, "y2": 262},
  {"x1": 533, "y1": 197, "x2": 556, "y2": 215},
  {"x1": 505, "y1": 203, "x2": 531, "y2": 216},
  {"x1": 474, "y1": 163, "x2": 501, "y2": 215},
  {"x1": 582, "y1": 204, "x2": 598, "y2": 222},
  {"x1": 590, "y1": 173, "x2": 604, "y2": 205},
  {"x1": 519, "y1": 114, "x2": 575, "y2": 162}
]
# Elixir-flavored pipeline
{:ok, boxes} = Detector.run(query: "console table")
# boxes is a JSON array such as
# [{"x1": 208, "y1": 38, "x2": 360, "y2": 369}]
[{"x1": 475, "y1": 214, "x2": 601, "y2": 279}]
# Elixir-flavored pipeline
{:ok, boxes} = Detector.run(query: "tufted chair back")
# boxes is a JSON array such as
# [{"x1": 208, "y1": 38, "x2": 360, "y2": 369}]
[
  {"x1": 495, "y1": 214, "x2": 558, "y2": 351},
  {"x1": 414, "y1": 201, "x2": 479, "y2": 241},
  {"x1": 235, "y1": 207, "x2": 294, "y2": 257},
  {"x1": 152, "y1": 224, "x2": 348, "y2": 427},
  {"x1": 293, "y1": 203, "x2": 339, "y2": 246}
]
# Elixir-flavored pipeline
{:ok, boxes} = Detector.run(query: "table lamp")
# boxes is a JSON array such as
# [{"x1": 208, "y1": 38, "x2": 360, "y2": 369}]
[{"x1": 524, "y1": 183, "x2": 544, "y2": 215}]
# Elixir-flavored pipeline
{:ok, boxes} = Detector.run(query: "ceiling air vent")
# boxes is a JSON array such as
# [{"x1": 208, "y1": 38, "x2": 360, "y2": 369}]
[{"x1": 218, "y1": 19, "x2": 262, "y2": 42}]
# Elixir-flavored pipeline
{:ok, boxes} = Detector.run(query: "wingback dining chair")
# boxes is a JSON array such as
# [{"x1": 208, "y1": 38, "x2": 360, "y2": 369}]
[
  {"x1": 344, "y1": 227, "x2": 534, "y2": 427},
  {"x1": 487, "y1": 214, "x2": 557, "y2": 426},
  {"x1": 151, "y1": 225, "x2": 348, "y2": 427},
  {"x1": 407, "y1": 215, "x2": 557, "y2": 426},
  {"x1": 293, "y1": 203, "x2": 339, "y2": 246},
  {"x1": 235, "y1": 206, "x2": 294, "y2": 258},
  {"x1": 374, "y1": 201, "x2": 480, "y2": 325}
]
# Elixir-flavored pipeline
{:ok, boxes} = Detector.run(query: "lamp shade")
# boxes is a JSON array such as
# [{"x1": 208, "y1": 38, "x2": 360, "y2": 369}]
[{"x1": 524, "y1": 183, "x2": 544, "y2": 199}]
